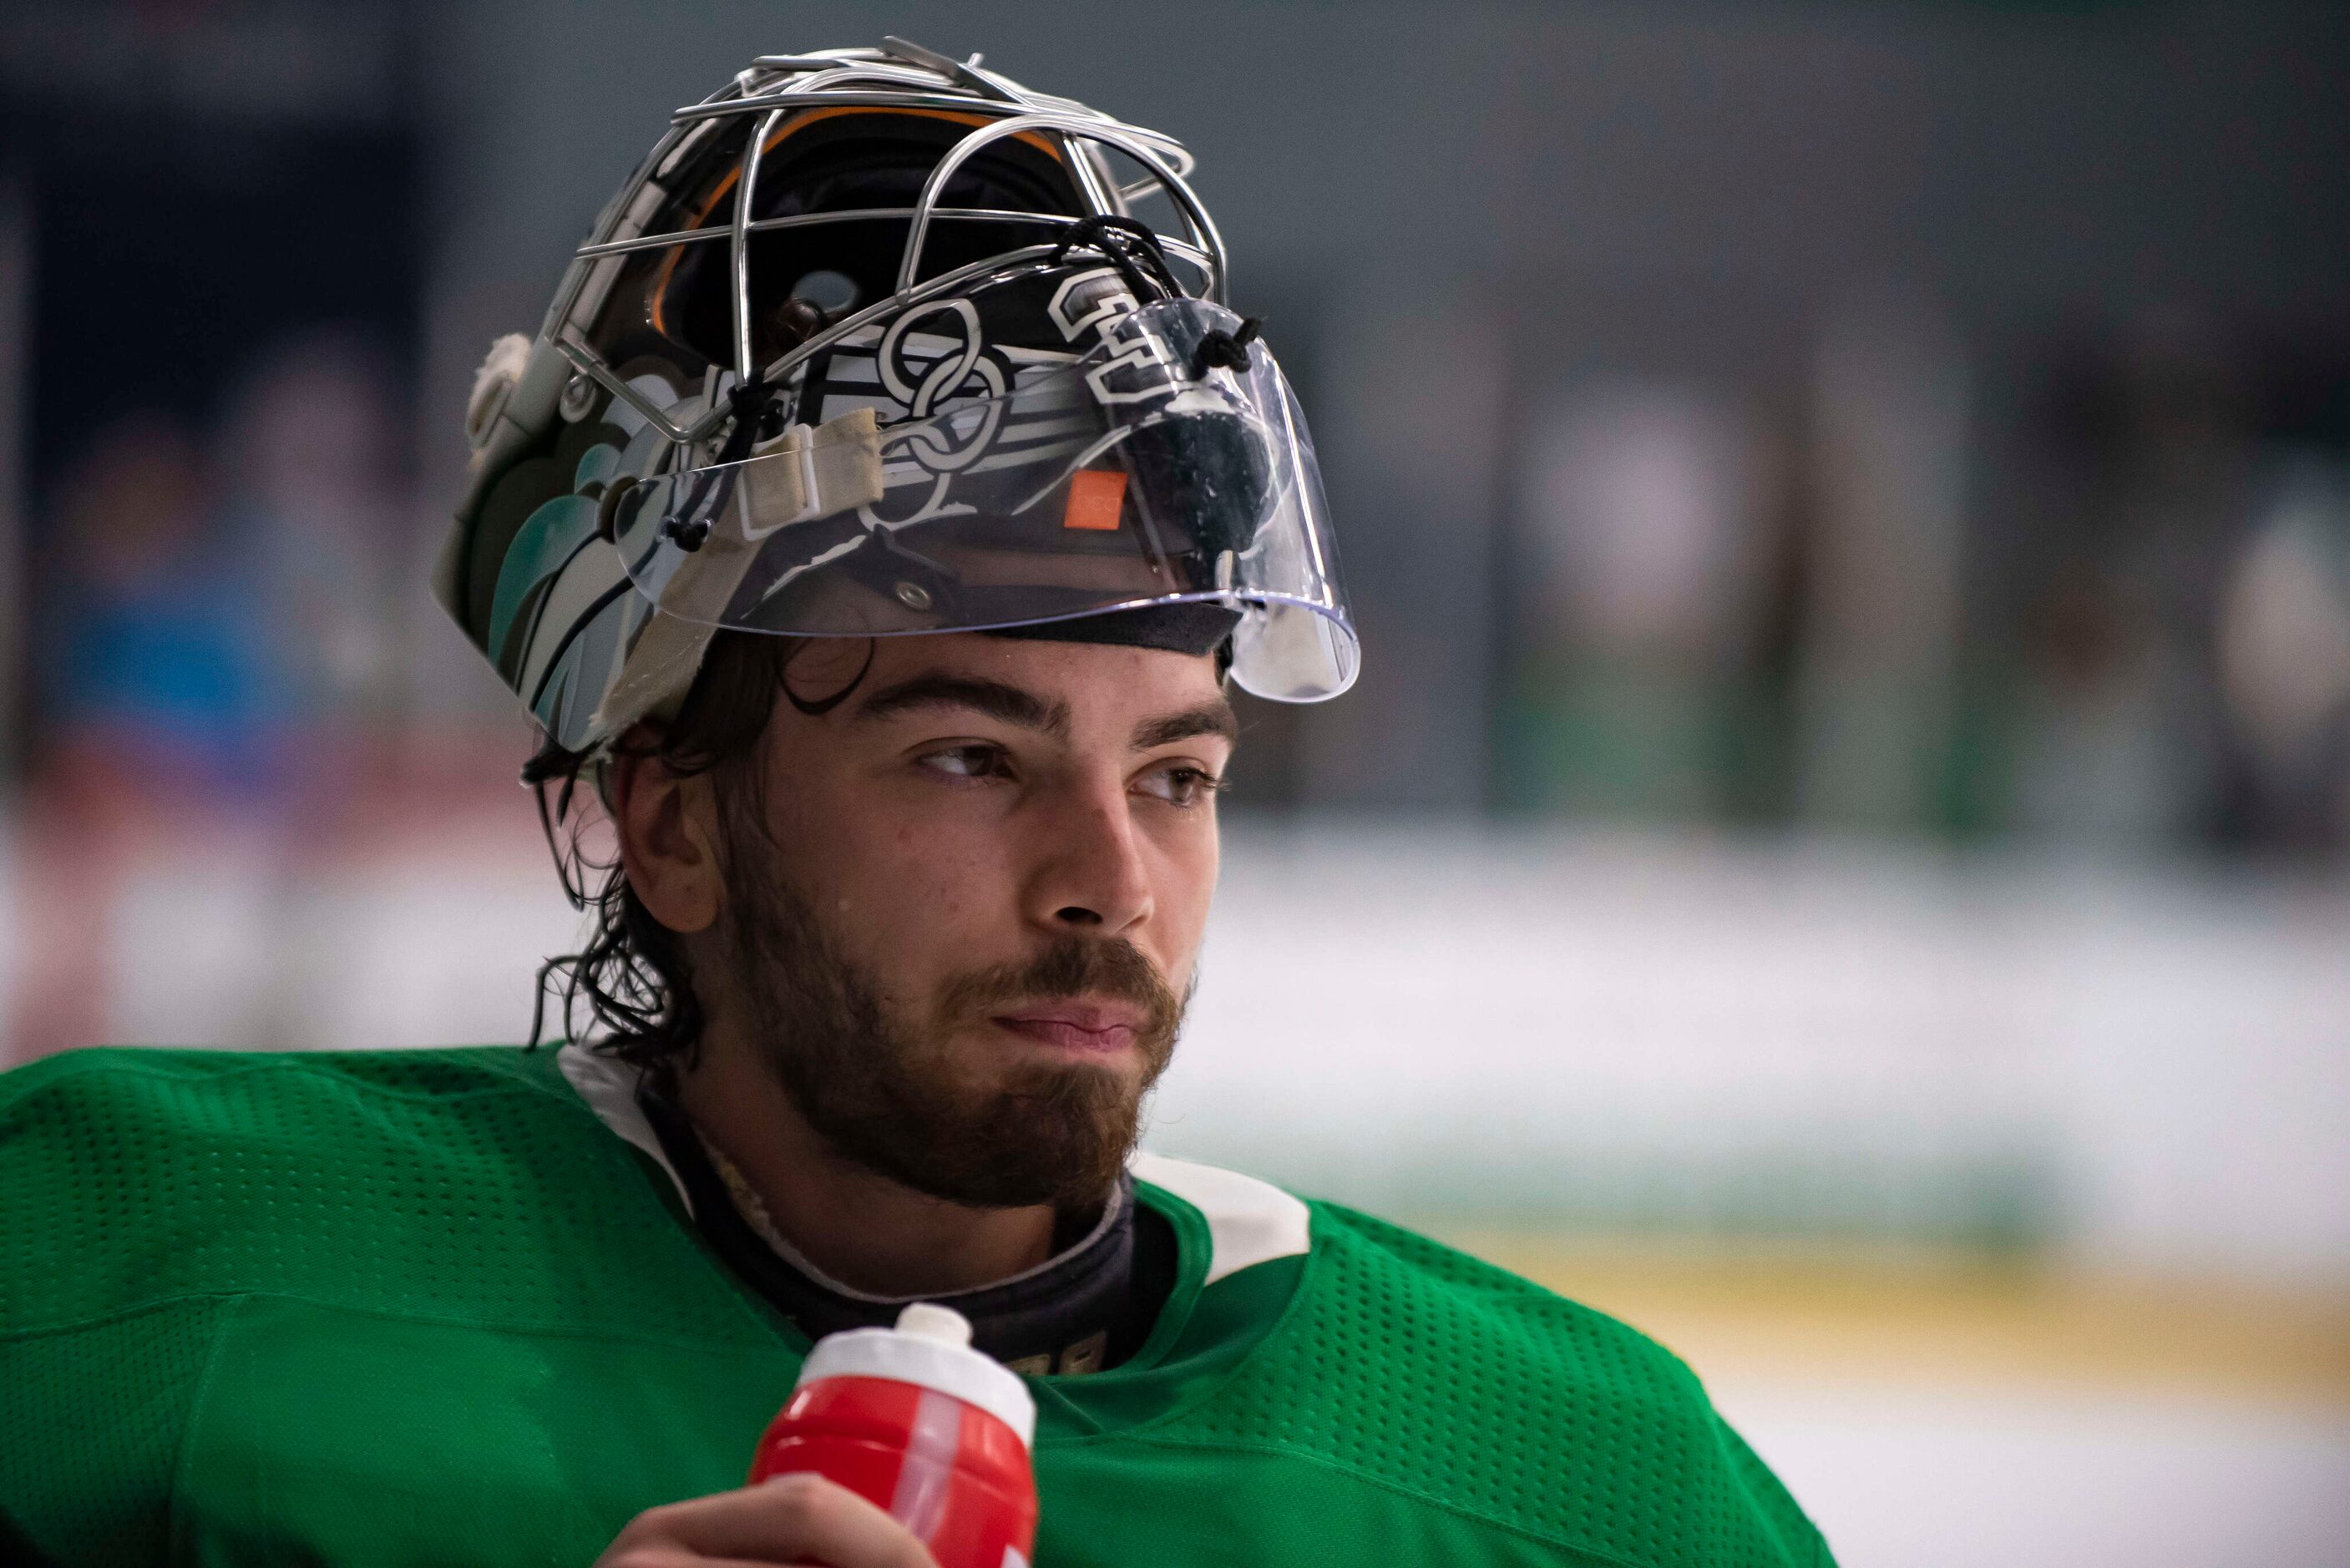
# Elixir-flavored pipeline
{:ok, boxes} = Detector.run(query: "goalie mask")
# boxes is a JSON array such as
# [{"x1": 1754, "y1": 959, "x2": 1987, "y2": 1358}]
[{"x1": 435, "y1": 38, "x2": 1359, "y2": 756}]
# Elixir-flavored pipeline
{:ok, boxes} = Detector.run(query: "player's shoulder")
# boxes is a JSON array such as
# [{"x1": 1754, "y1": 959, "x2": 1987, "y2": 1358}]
[
  {"x1": 0, "y1": 1041, "x2": 565, "y2": 1110},
  {"x1": 1134, "y1": 1168, "x2": 1831, "y2": 1566},
  {"x1": 0, "y1": 1044, "x2": 628, "y2": 1332},
  {"x1": 1130, "y1": 1156, "x2": 1703, "y2": 1396},
  {"x1": 1308, "y1": 1198, "x2": 1699, "y2": 1383},
  {"x1": 0, "y1": 1043, "x2": 581, "y2": 1158},
  {"x1": 0, "y1": 1044, "x2": 589, "y2": 1206}
]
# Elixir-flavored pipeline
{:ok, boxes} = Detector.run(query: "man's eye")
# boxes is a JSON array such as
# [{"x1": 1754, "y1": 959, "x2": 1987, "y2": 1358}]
[
  {"x1": 919, "y1": 744, "x2": 1008, "y2": 780},
  {"x1": 1139, "y1": 765, "x2": 1225, "y2": 807}
]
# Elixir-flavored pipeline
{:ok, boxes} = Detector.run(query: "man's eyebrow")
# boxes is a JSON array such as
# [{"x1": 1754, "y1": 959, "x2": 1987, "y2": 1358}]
[
  {"x1": 1132, "y1": 699, "x2": 1240, "y2": 751},
  {"x1": 852, "y1": 675, "x2": 1071, "y2": 737}
]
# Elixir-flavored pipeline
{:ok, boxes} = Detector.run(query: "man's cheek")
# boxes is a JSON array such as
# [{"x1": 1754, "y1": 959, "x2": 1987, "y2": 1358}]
[{"x1": 904, "y1": 847, "x2": 1016, "y2": 934}]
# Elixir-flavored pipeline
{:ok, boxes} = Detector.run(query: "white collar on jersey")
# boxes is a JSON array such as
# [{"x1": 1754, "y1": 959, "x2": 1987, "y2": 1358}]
[{"x1": 555, "y1": 1041, "x2": 1310, "y2": 1292}]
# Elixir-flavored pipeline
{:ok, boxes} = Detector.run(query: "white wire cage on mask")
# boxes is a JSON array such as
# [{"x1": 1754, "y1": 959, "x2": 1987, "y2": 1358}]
[{"x1": 525, "y1": 38, "x2": 1357, "y2": 707}]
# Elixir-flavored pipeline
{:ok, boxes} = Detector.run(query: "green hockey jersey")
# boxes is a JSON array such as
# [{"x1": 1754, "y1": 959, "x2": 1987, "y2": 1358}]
[{"x1": 0, "y1": 1045, "x2": 1830, "y2": 1567}]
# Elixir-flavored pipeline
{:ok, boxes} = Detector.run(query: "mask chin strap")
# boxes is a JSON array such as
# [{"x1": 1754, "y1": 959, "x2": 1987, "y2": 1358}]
[
  {"x1": 1191, "y1": 315, "x2": 1262, "y2": 376},
  {"x1": 1048, "y1": 215, "x2": 1264, "y2": 377},
  {"x1": 661, "y1": 372, "x2": 782, "y2": 553},
  {"x1": 1051, "y1": 215, "x2": 1185, "y2": 304}
]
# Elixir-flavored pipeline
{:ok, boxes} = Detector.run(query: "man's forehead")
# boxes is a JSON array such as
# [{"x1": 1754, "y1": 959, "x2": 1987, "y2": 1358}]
[
  {"x1": 840, "y1": 632, "x2": 1235, "y2": 744},
  {"x1": 884, "y1": 630, "x2": 1223, "y2": 701}
]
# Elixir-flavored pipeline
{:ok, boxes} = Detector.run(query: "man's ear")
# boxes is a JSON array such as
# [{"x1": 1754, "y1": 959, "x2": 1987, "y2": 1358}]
[{"x1": 605, "y1": 733, "x2": 723, "y2": 936}]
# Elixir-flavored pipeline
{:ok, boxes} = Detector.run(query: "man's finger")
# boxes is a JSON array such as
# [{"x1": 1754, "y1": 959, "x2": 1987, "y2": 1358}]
[{"x1": 610, "y1": 1474, "x2": 936, "y2": 1567}]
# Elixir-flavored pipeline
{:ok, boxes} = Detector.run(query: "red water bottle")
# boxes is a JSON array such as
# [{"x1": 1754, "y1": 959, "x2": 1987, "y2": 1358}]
[{"x1": 749, "y1": 1302, "x2": 1040, "y2": 1568}]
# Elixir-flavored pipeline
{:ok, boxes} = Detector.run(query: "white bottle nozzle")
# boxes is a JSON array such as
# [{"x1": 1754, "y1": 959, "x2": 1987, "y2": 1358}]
[
  {"x1": 798, "y1": 1299, "x2": 1034, "y2": 1447},
  {"x1": 895, "y1": 1301, "x2": 975, "y2": 1348}
]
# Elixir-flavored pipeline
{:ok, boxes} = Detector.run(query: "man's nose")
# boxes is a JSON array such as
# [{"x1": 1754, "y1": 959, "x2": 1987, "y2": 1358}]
[{"x1": 1023, "y1": 776, "x2": 1153, "y2": 937}]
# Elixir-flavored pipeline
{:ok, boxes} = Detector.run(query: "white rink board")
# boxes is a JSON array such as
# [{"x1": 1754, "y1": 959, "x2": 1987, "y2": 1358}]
[{"x1": 1165, "y1": 824, "x2": 2350, "y2": 1282}]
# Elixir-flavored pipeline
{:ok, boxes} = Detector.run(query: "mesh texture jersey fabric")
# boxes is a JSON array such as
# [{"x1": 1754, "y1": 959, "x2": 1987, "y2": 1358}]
[{"x1": 0, "y1": 1046, "x2": 1830, "y2": 1567}]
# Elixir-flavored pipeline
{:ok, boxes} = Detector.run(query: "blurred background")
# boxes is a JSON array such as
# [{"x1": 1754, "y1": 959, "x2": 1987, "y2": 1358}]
[{"x1": 3, "y1": 0, "x2": 2347, "y2": 1561}]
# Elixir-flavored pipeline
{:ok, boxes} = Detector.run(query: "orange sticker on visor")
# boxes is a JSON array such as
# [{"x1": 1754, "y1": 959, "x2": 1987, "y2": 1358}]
[{"x1": 1062, "y1": 468, "x2": 1127, "y2": 531}]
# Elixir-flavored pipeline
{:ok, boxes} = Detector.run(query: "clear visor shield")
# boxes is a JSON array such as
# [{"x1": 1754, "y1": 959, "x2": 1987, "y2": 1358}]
[{"x1": 609, "y1": 298, "x2": 1359, "y2": 701}]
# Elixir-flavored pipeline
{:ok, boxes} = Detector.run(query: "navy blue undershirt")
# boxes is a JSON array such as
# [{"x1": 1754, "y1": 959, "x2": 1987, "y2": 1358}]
[{"x1": 639, "y1": 1088, "x2": 1177, "y2": 1374}]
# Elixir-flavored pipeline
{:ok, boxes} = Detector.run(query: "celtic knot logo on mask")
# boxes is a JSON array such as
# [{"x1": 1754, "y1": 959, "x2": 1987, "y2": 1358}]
[{"x1": 867, "y1": 298, "x2": 1010, "y2": 529}]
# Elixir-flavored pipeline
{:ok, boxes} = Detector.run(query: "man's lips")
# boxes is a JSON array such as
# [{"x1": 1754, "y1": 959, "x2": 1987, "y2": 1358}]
[{"x1": 989, "y1": 1002, "x2": 1144, "y2": 1054}]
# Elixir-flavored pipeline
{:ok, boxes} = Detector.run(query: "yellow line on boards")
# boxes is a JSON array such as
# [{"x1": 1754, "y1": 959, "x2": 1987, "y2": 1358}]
[{"x1": 1441, "y1": 1232, "x2": 2350, "y2": 1409}]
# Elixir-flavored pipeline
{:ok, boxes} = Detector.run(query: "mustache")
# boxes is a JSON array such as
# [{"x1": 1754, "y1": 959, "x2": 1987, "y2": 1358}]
[{"x1": 934, "y1": 938, "x2": 1183, "y2": 1038}]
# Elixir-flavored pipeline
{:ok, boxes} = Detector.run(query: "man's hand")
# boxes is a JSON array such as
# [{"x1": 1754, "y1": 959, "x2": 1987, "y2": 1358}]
[{"x1": 595, "y1": 1473, "x2": 939, "y2": 1568}]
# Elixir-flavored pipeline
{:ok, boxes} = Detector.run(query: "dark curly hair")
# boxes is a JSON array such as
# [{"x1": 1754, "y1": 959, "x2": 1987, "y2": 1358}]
[{"x1": 524, "y1": 631, "x2": 874, "y2": 1085}]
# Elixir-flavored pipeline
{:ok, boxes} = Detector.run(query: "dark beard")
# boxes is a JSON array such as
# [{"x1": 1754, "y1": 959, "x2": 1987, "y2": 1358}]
[{"x1": 720, "y1": 841, "x2": 1183, "y2": 1211}]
